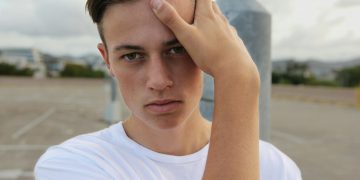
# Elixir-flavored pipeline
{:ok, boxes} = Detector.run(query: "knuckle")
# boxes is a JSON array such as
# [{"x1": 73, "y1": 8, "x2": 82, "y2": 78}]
[
  {"x1": 179, "y1": 27, "x2": 195, "y2": 42},
  {"x1": 221, "y1": 14, "x2": 228, "y2": 22},
  {"x1": 160, "y1": 6, "x2": 178, "y2": 27},
  {"x1": 163, "y1": 14, "x2": 177, "y2": 27}
]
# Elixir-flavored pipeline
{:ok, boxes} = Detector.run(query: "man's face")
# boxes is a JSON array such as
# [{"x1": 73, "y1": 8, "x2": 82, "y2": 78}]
[{"x1": 99, "y1": 0, "x2": 203, "y2": 129}]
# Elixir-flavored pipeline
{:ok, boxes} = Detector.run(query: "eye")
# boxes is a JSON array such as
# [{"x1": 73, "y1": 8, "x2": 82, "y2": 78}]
[
  {"x1": 121, "y1": 52, "x2": 144, "y2": 62},
  {"x1": 168, "y1": 46, "x2": 187, "y2": 55}
]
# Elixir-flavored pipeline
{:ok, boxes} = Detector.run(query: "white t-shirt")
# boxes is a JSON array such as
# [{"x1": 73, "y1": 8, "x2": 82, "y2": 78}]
[{"x1": 35, "y1": 123, "x2": 302, "y2": 180}]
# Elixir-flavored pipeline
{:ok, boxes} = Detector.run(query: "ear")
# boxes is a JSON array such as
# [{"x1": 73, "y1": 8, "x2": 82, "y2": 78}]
[{"x1": 97, "y1": 43, "x2": 114, "y2": 76}]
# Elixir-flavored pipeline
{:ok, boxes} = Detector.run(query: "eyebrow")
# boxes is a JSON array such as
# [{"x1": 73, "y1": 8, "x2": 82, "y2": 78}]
[
  {"x1": 114, "y1": 45, "x2": 144, "y2": 52},
  {"x1": 113, "y1": 38, "x2": 181, "y2": 52},
  {"x1": 163, "y1": 38, "x2": 181, "y2": 46}
]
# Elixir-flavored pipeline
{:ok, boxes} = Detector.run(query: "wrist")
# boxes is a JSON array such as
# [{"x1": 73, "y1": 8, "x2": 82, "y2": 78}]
[{"x1": 212, "y1": 59, "x2": 261, "y2": 91}]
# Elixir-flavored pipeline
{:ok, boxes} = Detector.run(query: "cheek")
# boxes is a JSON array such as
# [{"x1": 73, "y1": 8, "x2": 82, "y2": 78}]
[
  {"x1": 113, "y1": 70, "x2": 141, "y2": 110},
  {"x1": 176, "y1": 59, "x2": 203, "y2": 94},
  {"x1": 110, "y1": 59, "x2": 140, "y2": 96},
  {"x1": 180, "y1": 57, "x2": 202, "y2": 80},
  {"x1": 190, "y1": 70, "x2": 204, "y2": 95}
]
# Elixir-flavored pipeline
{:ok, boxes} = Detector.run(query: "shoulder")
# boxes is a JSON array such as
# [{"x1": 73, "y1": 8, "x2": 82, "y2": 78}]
[
  {"x1": 259, "y1": 141, "x2": 302, "y2": 180},
  {"x1": 34, "y1": 126, "x2": 130, "y2": 179}
]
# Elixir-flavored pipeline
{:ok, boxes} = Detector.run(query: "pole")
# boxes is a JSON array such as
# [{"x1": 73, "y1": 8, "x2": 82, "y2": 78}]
[
  {"x1": 200, "y1": 0, "x2": 272, "y2": 141},
  {"x1": 104, "y1": 75, "x2": 121, "y2": 124}
]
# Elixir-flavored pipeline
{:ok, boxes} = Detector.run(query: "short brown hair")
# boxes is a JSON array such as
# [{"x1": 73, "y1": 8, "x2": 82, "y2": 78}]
[
  {"x1": 86, "y1": 0, "x2": 195, "y2": 48},
  {"x1": 86, "y1": 0, "x2": 133, "y2": 47}
]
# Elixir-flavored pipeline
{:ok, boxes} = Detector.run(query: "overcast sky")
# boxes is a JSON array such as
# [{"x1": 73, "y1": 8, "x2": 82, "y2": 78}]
[{"x1": 0, "y1": 0, "x2": 359, "y2": 61}]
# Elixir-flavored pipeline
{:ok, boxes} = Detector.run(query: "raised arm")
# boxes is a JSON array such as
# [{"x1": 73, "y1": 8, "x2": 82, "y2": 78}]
[{"x1": 150, "y1": 0, "x2": 260, "y2": 179}]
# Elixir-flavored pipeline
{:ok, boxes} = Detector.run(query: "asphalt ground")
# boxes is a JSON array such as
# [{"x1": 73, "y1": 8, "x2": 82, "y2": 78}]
[
  {"x1": 0, "y1": 77, "x2": 359, "y2": 180},
  {"x1": 0, "y1": 77, "x2": 108, "y2": 180}
]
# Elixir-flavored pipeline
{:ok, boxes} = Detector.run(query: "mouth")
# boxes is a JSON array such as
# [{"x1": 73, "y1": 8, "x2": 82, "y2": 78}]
[{"x1": 145, "y1": 99, "x2": 182, "y2": 114}]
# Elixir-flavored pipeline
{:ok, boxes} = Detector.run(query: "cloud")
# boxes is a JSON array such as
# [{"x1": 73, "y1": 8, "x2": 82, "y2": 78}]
[
  {"x1": 274, "y1": 24, "x2": 360, "y2": 60},
  {"x1": 257, "y1": 0, "x2": 360, "y2": 61},
  {"x1": 0, "y1": 0, "x2": 100, "y2": 56},
  {"x1": 0, "y1": 0, "x2": 359, "y2": 60},
  {"x1": 0, "y1": 32, "x2": 100, "y2": 56},
  {"x1": 0, "y1": 0, "x2": 97, "y2": 37},
  {"x1": 336, "y1": 0, "x2": 360, "y2": 7}
]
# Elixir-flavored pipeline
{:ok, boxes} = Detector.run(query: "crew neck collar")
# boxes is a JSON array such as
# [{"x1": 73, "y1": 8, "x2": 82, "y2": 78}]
[{"x1": 110, "y1": 122, "x2": 209, "y2": 164}]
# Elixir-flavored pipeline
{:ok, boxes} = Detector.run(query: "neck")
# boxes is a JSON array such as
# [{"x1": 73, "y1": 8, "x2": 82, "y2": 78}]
[{"x1": 122, "y1": 110, "x2": 211, "y2": 156}]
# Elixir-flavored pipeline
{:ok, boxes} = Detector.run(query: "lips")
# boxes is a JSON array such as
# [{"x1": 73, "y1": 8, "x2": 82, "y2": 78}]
[{"x1": 145, "y1": 99, "x2": 182, "y2": 114}]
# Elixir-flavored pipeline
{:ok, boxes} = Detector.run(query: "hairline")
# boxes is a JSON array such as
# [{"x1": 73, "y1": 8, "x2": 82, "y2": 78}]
[
  {"x1": 99, "y1": 1, "x2": 134, "y2": 51},
  {"x1": 89, "y1": 0, "x2": 196, "y2": 51}
]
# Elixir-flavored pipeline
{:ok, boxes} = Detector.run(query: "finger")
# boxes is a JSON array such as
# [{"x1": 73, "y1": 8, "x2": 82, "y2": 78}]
[
  {"x1": 212, "y1": 1, "x2": 222, "y2": 15},
  {"x1": 231, "y1": 25, "x2": 238, "y2": 35},
  {"x1": 150, "y1": 0, "x2": 192, "y2": 38},
  {"x1": 230, "y1": 25, "x2": 242, "y2": 41},
  {"x1": 193, "y1": 0, "x2": 213, "y2": 19},
  {"x1": 212, "y1": 1, "x2": 228, "y2": 23},
  {"x1": 197, "y1": 0, "x2": 213, "y2": 12}
]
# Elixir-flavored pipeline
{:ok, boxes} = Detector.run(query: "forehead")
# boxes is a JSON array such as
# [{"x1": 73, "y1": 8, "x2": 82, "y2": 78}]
[
  {"x1": 103, "y1": 0, "x2": 195, "y2": 21},
  {"x1": 101, "y1": 0, "x2": 194, "y2": 50}
]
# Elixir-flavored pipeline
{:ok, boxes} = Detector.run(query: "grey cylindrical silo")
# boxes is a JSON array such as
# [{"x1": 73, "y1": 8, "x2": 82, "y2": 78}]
[{"x1": 200, "y1": 0, "x2": 271, "y2": 141}]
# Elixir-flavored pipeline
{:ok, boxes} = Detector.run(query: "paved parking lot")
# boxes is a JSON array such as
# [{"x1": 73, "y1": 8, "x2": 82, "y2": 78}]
[
  {"x1": 271, "y1": 99, "x2": 360, "y2": 180},
  {"x1": 0, "y1": 77, "x2": 359, "y2": 179},
  {"x1": 0, "y1": 77, "x2": 108, "y2": 179}
]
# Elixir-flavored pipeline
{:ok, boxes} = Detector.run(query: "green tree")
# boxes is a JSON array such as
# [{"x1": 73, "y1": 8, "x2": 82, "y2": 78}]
[
  {"x1": 0, "y1": 62, "x2": 34, "y2": 76},
  {"x1": 60, "y1": 63, "x2": 104, "y2": 78},
  {"x1": 336, "y1": 65, "x2": 360, "y2": 87},
  {"x1": 272, "y1": 60, "x2": 309, "y2": 85},
  {"x1": 0, "y1": 62, "x2": 16, "y2": 75}
]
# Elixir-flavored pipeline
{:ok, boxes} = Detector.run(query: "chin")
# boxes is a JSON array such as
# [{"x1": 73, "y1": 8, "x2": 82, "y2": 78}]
[
  {"x1": 131, "y1": 103, "x2": 198, "y2": 131},
  {"x1": 151, "y1": 115, "x2": 187, "y2": 130},
  {"x1": 138, "y1": 111, "x2": 189, "y2": 131}
]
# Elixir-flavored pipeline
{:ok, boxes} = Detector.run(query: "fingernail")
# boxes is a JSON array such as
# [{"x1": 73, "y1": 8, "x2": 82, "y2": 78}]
[{"x1": 151, "y1": 0, "x2": 163, "y2": 11}]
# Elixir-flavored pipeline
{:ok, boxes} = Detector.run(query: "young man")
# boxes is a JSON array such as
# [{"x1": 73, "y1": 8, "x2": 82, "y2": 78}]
[{"x1": 35, "y1": 0, "x2": 302, "y2": 179}]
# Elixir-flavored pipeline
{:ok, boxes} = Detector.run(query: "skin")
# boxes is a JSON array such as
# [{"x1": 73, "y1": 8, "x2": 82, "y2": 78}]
[
  {"x1": 151, "y1": 0, "x2": 260, "y2": 179},
  {"x1": 98, "y1": 0, "x2": 211, "y2": 156},
  {"x1": 99, "y1": 0, "x2": 260, "y2": 179}
]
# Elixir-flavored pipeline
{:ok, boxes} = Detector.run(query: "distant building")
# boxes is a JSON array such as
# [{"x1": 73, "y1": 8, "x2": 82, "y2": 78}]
[
  {"x1": 42, "y1": 54, "x2": 65, "y2": 77},
  {"x1": 0, "y1": 48, "x2": 107, "y2": 78},
  {"x1": 80, "y1": 54, "x2": 107, "y2": 72},
  {"x1": 0, "y1": 48, "x2": 46, "y2": 78}
]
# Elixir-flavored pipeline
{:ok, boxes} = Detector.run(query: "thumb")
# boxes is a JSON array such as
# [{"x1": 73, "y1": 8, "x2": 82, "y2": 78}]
[{"x1": 150, "y1": 0, "x2": 192, "y2": 40}]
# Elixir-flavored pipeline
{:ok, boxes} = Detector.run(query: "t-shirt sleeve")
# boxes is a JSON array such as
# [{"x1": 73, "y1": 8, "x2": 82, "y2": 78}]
[
  {"x1": 34, "y1": 147, "x2": 112, "y2": 180},
  {"x1": 260, "y1": 141, "x2": 302, "y2": 180}
]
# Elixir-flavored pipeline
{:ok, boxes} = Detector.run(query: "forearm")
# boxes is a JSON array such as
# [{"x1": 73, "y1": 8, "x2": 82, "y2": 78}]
[
  {"x1": 203, "y1": 64, "x2": 260, "y2": 180},
  {"x1": 149, "y1": 0, "x2": 261, "y2": 178}
]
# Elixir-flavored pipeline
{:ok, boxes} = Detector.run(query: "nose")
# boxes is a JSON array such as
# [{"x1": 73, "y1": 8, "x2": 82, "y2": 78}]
[{"x1": 146, "y1": 56, "x2": 174, "y2": 91}]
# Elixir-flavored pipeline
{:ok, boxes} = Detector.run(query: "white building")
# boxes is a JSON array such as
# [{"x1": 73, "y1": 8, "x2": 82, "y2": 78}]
[{"x1": 0, "y1": 48, "x2": 46, "y2": 78}]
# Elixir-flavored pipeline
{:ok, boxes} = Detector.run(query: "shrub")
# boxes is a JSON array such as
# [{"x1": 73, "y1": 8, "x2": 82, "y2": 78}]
[
  {"x1": 335, "y1": 65, "x2": 360, "y2": 87},
  {"x1": 0, "y1": 62, "x2": 34, "y2": 76},
  {"x1": 0, "y1": 62, "x2": 16, "y2": 75},
  {"x1": 60, "y1": 63, "x2": 105, "y2": 78}
]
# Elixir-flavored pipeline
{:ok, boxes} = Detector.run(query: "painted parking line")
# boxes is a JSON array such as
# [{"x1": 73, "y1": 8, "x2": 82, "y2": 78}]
[
  {"x1": 11, "y1": 108, "x2": 56, "y2": 139},
  {"x1": 0, "y1": 145, "x2": 49, "y2": 151}
]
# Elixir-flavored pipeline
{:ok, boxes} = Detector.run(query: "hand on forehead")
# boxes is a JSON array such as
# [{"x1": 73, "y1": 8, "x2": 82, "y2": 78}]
[{"x1": 164, "y1": 0, "x2": 195, "y2": 23}]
